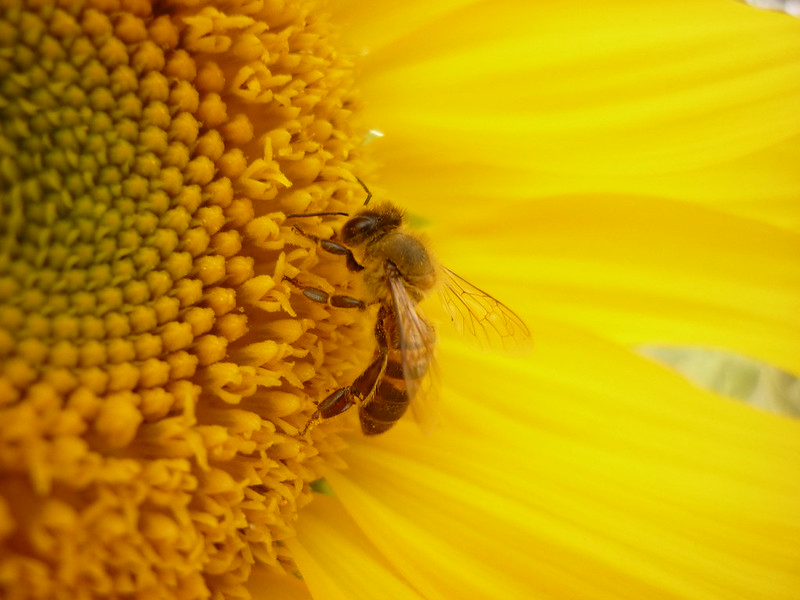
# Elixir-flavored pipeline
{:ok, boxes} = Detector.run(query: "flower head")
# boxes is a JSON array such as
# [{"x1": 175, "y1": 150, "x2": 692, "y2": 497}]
[
  {"x1": 1, "y1": 0, "x2": 368, "y2": 596},
  {"x1": 2, "y1": 1, "x2": 800, "y2": 600}
]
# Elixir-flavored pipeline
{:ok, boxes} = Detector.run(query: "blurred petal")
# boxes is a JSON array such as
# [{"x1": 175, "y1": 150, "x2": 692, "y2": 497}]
[
  {"x1": 247, "y1": 565, "x2": 313, "y2": 600},
  {"x1": 288, "y1": 494, "x2": 423, "y2": 600},
  {"x1": 303, "y1": 4, "x2": 800, "y2": 599},
  {"x1": 428, "y1": 195, "x2": 800, "y2": 375},
  {"x1": 319, "y1": 322, "x2": 800, "y2": 599},
  {"x1": 331, "y1": 0, "x2": 479, "y2": 50},
  {"x1": 335, "y1": 0, "x2": 800, "y2": 228}
]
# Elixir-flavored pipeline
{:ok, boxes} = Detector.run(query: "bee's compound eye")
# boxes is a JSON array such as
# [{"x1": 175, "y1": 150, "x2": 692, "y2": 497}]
[{"x1": 341, "y1": 215, "x2": 378, "y2": 243}]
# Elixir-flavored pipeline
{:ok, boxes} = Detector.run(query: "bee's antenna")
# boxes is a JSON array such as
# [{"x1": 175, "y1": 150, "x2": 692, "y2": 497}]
[
  {"x1": 285, "y1": 176, "x2": 371, "y2": 218},
  {"x1": 285, "y1": 211, "x2": 350, "y2": 218},
  {"x1": 354, "y1": 176, "x2": 372, "y2": 206}
]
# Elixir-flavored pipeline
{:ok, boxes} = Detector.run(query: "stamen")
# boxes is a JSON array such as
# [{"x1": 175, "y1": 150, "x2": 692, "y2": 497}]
[{"x1": 0, "y1": 1, "x2": 371, "y2": 597}]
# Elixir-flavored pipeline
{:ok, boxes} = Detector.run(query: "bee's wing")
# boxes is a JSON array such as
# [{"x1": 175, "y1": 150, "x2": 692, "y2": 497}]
[
  {"x1": 388, "y1": 275, "x2": 440, "y2": 436},
  {"x1": 438, "y1": 266, "x2": 531, "y2": 350}
]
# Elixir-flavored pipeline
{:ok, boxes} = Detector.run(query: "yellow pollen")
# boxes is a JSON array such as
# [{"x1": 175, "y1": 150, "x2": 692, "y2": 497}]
[{"x1": 0, "y1": 0, "x2": 371, "y2": 597}]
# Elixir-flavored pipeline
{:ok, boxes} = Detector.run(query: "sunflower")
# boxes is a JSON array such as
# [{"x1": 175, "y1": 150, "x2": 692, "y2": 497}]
[{"x1": 1, "y1": 0, "x2": 799, "y2": 599}]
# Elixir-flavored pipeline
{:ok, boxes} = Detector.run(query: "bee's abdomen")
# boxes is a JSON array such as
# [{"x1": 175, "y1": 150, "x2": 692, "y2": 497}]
[{"x1": 359, "y1": 358, "x2": 409, "y2": 435}]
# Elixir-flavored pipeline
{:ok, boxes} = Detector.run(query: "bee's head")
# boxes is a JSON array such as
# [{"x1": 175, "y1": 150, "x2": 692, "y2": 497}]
[{"x1": 340, "y1": 203, "x2": 403, "y2": 246}]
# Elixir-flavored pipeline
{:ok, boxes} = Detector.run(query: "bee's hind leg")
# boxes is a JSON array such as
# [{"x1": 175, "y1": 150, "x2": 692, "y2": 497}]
[
  {"x1": 299, "y1": 388, "x2": 355, "y2": 436},
  {"x1": 299, "y1": 351, "x2": 387, "y2": 436},
  {"x1": 283, "y1": 276, "x2": 366, "y2": 310}
]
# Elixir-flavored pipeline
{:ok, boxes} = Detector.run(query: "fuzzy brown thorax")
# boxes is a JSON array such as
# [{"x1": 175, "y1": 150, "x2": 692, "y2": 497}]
[{"x1": 340, "y1": 203, "x2": 436, "y2": 304}]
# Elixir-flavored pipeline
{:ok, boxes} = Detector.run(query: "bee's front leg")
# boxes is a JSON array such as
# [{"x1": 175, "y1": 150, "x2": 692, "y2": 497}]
[{"x1": 290, "y1": 225, "x2": 364, "y2": 273}]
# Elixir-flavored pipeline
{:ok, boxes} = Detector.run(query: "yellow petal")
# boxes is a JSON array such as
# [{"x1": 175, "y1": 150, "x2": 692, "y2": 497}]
[
  {"x1": 288, "y1": 494, "x2": 424, "y2": 600},
  {"x1": 247, "y1": 565, "x2": 313, "y2": 600},
  {"x1": 338, "y1": 0, "x2": 800, "y2": 228},
  {"x1": 318, "y1": 322, "x2": 800, "y2": 599},
  {"x1": 426, "y1": 195, "x2": 800, "y2": 376}
]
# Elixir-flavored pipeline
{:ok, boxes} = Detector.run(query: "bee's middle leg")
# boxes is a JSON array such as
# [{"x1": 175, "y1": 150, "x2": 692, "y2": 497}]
[{"x1": 283, "y1": 276, "x2": 366, "y2": 310}]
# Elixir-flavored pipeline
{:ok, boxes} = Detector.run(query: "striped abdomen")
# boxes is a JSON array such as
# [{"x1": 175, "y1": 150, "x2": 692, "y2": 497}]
[{"x1": 359, "y1": 307, "x2": 431, "y2": 435}]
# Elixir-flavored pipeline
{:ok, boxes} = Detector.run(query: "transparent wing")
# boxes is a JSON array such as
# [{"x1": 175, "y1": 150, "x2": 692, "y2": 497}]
[
  {"x1": 438, "y1": 266, "x2": 531, "y2": 351},
  {"x1": 388, "y1": 275, "x2": 440, "y2": 436}
]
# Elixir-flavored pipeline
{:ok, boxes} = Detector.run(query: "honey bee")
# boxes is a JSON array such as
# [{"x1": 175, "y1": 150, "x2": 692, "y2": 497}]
[{"x1": 285, "y1": 180, "x2": 530, "y2": 436}]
